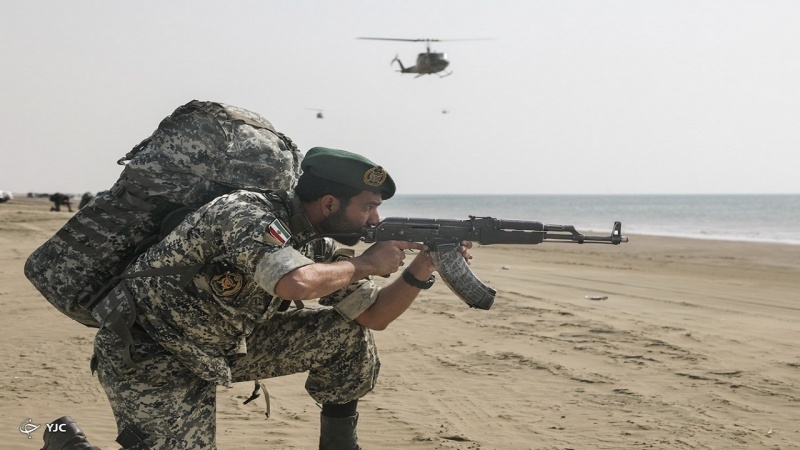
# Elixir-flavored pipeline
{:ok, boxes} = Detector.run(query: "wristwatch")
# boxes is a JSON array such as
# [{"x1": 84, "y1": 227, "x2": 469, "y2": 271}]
[{"x1": 401, "y1": 268, "x2": 436, "y2": 290}]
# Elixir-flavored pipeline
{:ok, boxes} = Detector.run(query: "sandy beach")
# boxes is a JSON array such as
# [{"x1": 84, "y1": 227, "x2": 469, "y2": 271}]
[{"x1": 2, "y1": 196, "x2": 799, "y2": 449}]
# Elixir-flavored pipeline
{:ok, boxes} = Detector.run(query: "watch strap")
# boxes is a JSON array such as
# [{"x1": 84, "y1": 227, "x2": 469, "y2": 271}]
[{"x1": 401, "y1": 268, "x2": 435, "y2": 289}]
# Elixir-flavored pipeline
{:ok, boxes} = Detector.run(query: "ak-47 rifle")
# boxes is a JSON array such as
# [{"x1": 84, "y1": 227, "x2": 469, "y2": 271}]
[{"x1": 316, "y1": 217, "x2": 629, "y2": 311}]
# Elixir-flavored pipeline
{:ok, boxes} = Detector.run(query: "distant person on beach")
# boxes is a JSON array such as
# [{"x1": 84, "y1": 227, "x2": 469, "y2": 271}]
[
  {"x1": 78, "y1": 192, "x2": 94, "y2": 209},
  {"x1": 43, "y1": 148, "x2": 473, "y2": 450},
  {"x1": 48, "y1": 193, "x2": 73, "y2": 212}
]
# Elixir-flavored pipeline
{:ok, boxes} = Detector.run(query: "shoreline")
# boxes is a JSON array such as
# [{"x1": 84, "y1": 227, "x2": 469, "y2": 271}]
[
  {"x1": 2, "y1": 196, "x2": 800, "y2": 448},
  {"x1": 3, "y1": 196, "x2": 799, "y2": 247}
]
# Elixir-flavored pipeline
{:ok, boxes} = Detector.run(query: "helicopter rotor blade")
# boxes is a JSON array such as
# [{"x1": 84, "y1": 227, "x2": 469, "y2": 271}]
[
  {"x1": 437, "y1": 38, "x2": 493, "y2": 42},
  {"x1": 358, "y1": 37, "x2": 441, "y2": 43},
  {"x1": 357, "y1": 37, "x2": 492, "y2": 43},
  {"x1": 356, "y1": 37, "x2": 494, "y2": 43}
]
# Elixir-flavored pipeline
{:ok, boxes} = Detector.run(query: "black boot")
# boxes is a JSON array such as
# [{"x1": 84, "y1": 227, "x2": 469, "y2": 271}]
[
  {"x1": 319, "y1": 413, "x2": 361, "y2": 450},
  {"x1": 41, "y1": 416, "x2": 101, "y2": 450}
]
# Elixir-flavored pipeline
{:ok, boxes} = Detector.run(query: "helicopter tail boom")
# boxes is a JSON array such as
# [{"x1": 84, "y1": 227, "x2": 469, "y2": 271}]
[{"x1": 391, "y1": 55, "x2": 414, "y2": 73}]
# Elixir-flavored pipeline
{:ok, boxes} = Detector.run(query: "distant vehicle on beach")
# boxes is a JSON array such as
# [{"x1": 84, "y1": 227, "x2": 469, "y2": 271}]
[{"x1": 0, "y1": 190, "x2": 13, "y2": 203}]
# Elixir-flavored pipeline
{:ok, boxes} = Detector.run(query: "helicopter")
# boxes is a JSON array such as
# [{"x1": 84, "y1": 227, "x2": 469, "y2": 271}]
[
  {"x1": 305, "y1": 108, "x2": 324, "y2": 119},
  {"x1": 357, "y1": 37, "x2": 488, "y2": 78}
]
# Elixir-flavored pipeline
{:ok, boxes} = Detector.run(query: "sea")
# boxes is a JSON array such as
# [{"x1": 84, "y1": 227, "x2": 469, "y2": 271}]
[{"x1": 376, "y1": 194, "x2": 800, "y2": 245}]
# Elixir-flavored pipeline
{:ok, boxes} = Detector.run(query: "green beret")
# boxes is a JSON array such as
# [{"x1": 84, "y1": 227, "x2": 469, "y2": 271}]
[{"x1": 301, "y1": 147, "x2": 396, "y2": 199}]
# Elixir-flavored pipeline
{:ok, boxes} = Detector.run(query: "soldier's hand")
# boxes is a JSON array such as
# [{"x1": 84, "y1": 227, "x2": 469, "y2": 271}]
[
  {"x1": 405, "y1": 239, "x2": 474, "y2": 275},
  {"x1": 458, "y1": 240, "x2": 474, "y2": 265},
  {"x1": 359, "y1": 241, "x2": 427, "y2": 276}
]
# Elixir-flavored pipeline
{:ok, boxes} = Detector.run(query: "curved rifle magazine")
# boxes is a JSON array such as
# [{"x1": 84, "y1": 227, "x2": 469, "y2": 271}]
[{"x1": 430, "y1": 242, "x2": 496, "y2": 310}]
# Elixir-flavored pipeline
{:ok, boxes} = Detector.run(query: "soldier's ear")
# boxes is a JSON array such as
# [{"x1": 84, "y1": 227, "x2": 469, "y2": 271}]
[{"x1": 320, "y1": 195, "x2": 340, "y2": 217}]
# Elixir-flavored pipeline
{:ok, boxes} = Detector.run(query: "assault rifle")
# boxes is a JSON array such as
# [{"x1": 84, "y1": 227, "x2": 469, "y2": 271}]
[{"x1": 315, "y1": 217, "x2": 628, "y2": 311}]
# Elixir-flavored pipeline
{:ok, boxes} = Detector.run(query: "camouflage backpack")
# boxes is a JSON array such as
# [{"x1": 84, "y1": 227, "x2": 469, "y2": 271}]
[{"x1": 24, "y1": 100, "x2": 303, "y2": 330}]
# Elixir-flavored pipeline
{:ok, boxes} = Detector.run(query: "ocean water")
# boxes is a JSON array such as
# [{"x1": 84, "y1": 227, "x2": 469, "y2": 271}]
[{"x1": 376, "y1": 195, "x2": 800, "y2": 245}]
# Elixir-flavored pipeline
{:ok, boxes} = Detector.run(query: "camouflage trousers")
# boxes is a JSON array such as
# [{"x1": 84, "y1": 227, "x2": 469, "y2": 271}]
[{"x1": 93, "y1": 306, "x2": 380, "y2": 450}]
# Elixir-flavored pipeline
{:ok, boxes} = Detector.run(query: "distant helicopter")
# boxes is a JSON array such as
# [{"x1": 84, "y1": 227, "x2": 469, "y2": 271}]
[
  {"x1": 357, "y1": 37, "x2": 488, "y2": 78},
  {"x1": 306, "y1": 108, "x2": 324, "y2": 119}
]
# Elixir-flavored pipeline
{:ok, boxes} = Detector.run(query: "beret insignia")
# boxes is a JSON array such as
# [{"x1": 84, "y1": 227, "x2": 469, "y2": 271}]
[
  {"x1": 363, "y1": 166, "x2": 388, "y2": 187},
  {"x1": 210, "y1": 272, "x2": 244, "y2": 297}
]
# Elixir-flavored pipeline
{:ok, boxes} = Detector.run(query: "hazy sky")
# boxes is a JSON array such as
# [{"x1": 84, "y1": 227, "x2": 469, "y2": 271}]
[{"x1": 2, "y1": 1, "x2": 798, "y2": 195}]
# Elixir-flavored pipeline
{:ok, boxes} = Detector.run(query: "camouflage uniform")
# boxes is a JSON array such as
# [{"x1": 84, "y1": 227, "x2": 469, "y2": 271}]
[{"x1": 93, "y1": 190, "x2": 381, "y2": 450}]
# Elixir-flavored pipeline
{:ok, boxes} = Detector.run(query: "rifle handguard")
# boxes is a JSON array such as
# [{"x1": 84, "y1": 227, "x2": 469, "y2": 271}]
[{"x1": 430, "y1": 242, "x2": 496, "y2": 310}]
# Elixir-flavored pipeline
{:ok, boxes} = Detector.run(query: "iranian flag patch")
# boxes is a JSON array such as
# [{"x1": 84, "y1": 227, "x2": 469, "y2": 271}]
[{"x1": 267, "y1": 219, "x2": 291, "y2": 245}]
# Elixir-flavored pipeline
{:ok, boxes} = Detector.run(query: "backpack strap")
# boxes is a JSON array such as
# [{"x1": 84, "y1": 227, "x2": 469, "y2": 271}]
[
  {"x1": 220, "y1": 106, "x2": 277, "y2": 132},
  {"x1": 90, "y1": 282, "x2": 140, "y2": 368},
  {"x1": 119, "y1": 263, "x2": 207, "y2": 286},
  {"x1": 269, "y1": 191, "x2": 317, "y2": 244},
  {"x1": 86, "y1": 202, "x2": 204, "y2": 368}
]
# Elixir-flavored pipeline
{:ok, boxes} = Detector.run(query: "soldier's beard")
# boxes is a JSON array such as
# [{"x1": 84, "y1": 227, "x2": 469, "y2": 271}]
[{"x1": 319, "y1": 209, "x2": 364, "y2": 246}]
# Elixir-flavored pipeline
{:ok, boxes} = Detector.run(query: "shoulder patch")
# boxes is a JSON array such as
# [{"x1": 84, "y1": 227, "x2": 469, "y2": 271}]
[
  {"x1": 210, "y1": 272, "x2": 244, "y2": 297},
  {"x1": 266, "y1": 219, "x2": 292, "y2": 245}
]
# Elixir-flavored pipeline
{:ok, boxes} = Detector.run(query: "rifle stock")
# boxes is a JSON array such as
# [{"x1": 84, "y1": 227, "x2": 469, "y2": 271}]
[{"x1": 309, "y1": 216, "x2": 629, "y2": 310}]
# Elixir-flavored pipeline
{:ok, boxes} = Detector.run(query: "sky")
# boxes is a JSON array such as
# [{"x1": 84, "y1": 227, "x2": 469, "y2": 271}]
[{"x1": 1, "y1": 0, "x2": 799, "y2": 195}]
